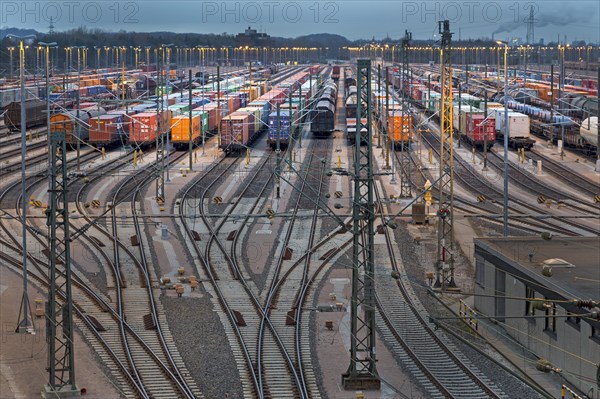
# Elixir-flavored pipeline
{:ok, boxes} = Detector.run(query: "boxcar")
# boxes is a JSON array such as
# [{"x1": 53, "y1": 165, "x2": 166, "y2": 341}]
[
  {"x1": 388, "y1": 111, "x2": 412, "y2": 149},
  {"x1": 171, "y1": 112, "x2": 209, "y2": 149},
  {"x1": 50, "y1": 107, "x2": 107, "y2": 146},
  {"x1": 3, "y1": 100, "x2": 47, "y2": 130},
  {"x1": 219, "y1": 112, "x2": 256, "y2": 154},
  {"x1": 89, "y1": 113, "x2": 126, "y2": 147},
  {"x1": 129, "y1": 111, "x2": 167, "y2": 147},
  {"x1": 267, "y1": 110, "x2": 292, "y2": 149}
]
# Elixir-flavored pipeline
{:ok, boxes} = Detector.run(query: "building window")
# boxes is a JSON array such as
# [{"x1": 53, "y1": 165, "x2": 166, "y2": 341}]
[
  {"x1": 475, "y1": 258, "x2": 485, "y2": 287},
  {"x1": 494, "y1": 269, "x2": 506, "y2": 322},
  {"x1": 566, "y1": 315, "x2": 581, "y2": 330},
  {"x1": 544, "y1": 302, "x2": 556, "y2": 333},
  {"x1": 525, "y1": 286, "x2": 535, "y2": 316},
  {"x1": 591, "y1": 326, "x2": 600, "y2": 344}
]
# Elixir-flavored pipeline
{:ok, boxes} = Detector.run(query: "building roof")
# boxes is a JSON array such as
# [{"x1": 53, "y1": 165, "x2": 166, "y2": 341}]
[{"x1": 475, "y1": 236, "x2": 600, "y2": 300}]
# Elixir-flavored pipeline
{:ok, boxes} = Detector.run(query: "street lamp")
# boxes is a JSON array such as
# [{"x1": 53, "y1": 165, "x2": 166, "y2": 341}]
[
  {"x1": 496, "y1": 40, "x2": 510, "y2": 237},
  {"x1": 6, "y1": 33, "x2": 36, "y2": 334}
]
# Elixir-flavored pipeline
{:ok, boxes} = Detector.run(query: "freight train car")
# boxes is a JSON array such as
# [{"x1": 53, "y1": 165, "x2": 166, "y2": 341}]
[
  {"x1": 387, "y1": 110, "x2": 412, "y2": 149},
  {"x1": 579, "y1": 117, "x2": 598, "y2": 150},
  {"x1": 3, "y1": 100, "x2": 47, "y2": 130},
  {"x1": 563, "y1": 94, "x2": 599, "y2": 120},
  {"x1": 129, "y1": 111, "x2": 168, "y2": 147},
  {"x1": 0, "y1": 87, "x2": 37, "y2": 109},
  {"x1": 311, "y1": 79, "x2": 338, "y2": 137},
  {"x1": 170, "y1": 112, "x2": 208, "y2": 150},
  {"x1": 331, "y1": 66, "x2": 340, "y2": 81},
  {"x1": 452, "y1": 106, "x2": 495, "y2": 150},
  {"x1": 88, "y1": 113, "x2": 127, "y2": 147},
  {"x1": 267, "y1": 110, "x2": 293, "y2": 149},
  {"x1": 50, "y1": 107, "x2": 107, "y2": 146},
  {"x1": 219, "y1": 112, "x2": 256, "y2": 154},
  {"x1": 493, "y1": 110, "x2": 535, "y2": 150}
]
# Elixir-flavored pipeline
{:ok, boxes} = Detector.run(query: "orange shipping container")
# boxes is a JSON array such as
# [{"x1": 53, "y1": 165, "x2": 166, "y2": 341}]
[
  {"x1": 171, "y1": 114, "x2": 201, "y2": 146},
  {"x1": 388, "y1": 112, "x2": 412, "y2": 148}
]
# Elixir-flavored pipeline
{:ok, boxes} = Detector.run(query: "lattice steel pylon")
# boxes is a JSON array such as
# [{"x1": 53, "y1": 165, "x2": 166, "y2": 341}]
[
  {"x1": 44, "y1": 131, "x2": 78, "y2": 398},
  {"x1": 342, "y1": 59, "x2": 381, "y2": 391},
  {"x1": 399, "y1": 29, "x2": 413, "y2": 198},
  {"x1": 434, "y1": 20, "x2": 457, "y2": 289}
]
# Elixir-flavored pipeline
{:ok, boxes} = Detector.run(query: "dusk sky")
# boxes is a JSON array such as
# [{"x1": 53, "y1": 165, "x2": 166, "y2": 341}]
[{"x1": 2, "y1": 0, "x2": 599, "y2": 42}]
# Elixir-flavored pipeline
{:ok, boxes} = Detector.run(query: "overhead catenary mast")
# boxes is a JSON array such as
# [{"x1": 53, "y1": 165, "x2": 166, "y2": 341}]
[
  {"x1": 434, "y1": 20, "x2": 457, "y2": 290},
  {"x1": 342, "y1": 58, "x2": 381, "y2": 391}
]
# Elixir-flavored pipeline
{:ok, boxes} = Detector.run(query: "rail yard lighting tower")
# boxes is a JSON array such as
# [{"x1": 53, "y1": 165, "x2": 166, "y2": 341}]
[
  {"x1": 7, "y1": 46, "x2": 15, "y2": 78},
  {"x1": 7, "y1": 33, "x2": 36, "y2": 334},
  {"x1": 496, "y1": 40, "x2": 510, "y2": 237}
]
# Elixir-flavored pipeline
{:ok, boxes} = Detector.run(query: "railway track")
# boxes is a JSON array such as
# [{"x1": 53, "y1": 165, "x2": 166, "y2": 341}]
[
  {"x1": 254, "y1": 138, "x2": 334, "y2": 399},
  {"x1": 179, "y1": 154, "x2": 264, "y2": 397},
  {"x1": 420, "y1": 128, "x2": 600, "y2": 236},
  {"x1": 486, "y1": 149, "x2": 599, "y2": 214},
  {"x1": 0, "y1": 140, "x2": 47, "y2": 162},
  {"x1": 72, "y1": 150, "x2": 202, "y2": 398},
  {"x1": 379, "y1": 85, "x2": 592, "y2": 236},
  {"x1": 0, "y1": 126, "x2": 47, "y2": 146},
  {"x1": 0, "y1": 141, "x2": 202, "y2": 397},
  {"x1": 178, "y1": 126, "x2": 330, "y2": 397},
  {"x1": 528, "y1": 149, "x2": 599, "y2": 200},
  {"x1": 371, "y1": 180, "x2": 507, "y2": 399},
  {"x1": 197, "y1": 149, "x2": 307, "y2": 398},
  {"x1": 0, "y1": 151, "x2": 165, "y2": 398}
]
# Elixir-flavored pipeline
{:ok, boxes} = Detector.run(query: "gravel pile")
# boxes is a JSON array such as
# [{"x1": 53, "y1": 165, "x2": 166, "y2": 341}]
[{"x1": 161, "y1": 295, "x2": 243, "y2": 399}]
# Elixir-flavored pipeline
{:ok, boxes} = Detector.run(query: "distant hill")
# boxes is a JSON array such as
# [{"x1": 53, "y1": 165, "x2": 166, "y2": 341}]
[
  {"x1": 0, "y1": 27, "x2": 39, "y2": 40},
  {"x1": 294, "y1": 33, "x2": 351, "y2": 46}
]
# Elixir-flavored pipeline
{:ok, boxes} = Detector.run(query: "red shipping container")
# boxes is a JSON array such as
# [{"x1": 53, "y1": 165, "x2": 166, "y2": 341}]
[
  {"x1": 130, "y1": 112, "x2": 159, "y2": 145},
  {"x1": 89, "y1": 113, "x2": 125, "y2": 145},
  {"x1": 466, "y1": 114, "x2": 495, "y2": 147},
  {"x1": 220, "y1": 112, "x2": 255, "y2": 149},
  {"x1": 78, "y1": 102, "x2": 98, "y2": 109},
  {"x1": 195, "y1": 103, "x2": 218, "y2": 131}
]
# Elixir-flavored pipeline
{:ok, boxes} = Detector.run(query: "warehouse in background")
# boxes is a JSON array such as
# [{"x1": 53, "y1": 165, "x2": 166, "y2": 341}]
[{"x1": 473, "y1": 236, "x2": 600, "y2": 397}]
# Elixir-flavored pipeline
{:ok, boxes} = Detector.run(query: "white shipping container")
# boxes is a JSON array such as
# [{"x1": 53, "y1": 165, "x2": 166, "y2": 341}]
[
  {"x1": 495, "y1": 110, "x2": 530, "y2": 138},
  {"x1": 579, "y1": 117, "x2": 598, "y2": 147}
]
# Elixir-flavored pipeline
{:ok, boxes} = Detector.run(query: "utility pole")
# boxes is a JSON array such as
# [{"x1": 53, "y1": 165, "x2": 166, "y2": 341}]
[
  {"x1": 276, "y1": 103, "x2": 281, "y2": 199},
  {"x1": 165, "y1": 45, "x2": 173, "y2": 182},
  {"x1": 434, "y1": 20, "x2": 456, "y2": 290},
  {"x1": 550, "y1": 63, "x2": 555, "y2": 145},
  {"x1": 188, "y1": 69, "x2": 193, "y2": 171},
  {"x1": 156, "y1": 47, "x2": 165, "y2": 201},
  {"x1": 217, "y1": 66, "x2": 221, "y2": 148},
  {"x1": 377, "y1": 64, "x2": 381, "y2": 149},
  {"x1": 75, "y1": 47, "x2": 82, "y2": 171},
  {"x1": 44, "y1": 130, "x2": 78, "y2": 398},
  {"x1": 342, "y1": 59, "x2": 380, "y2": 391}
]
